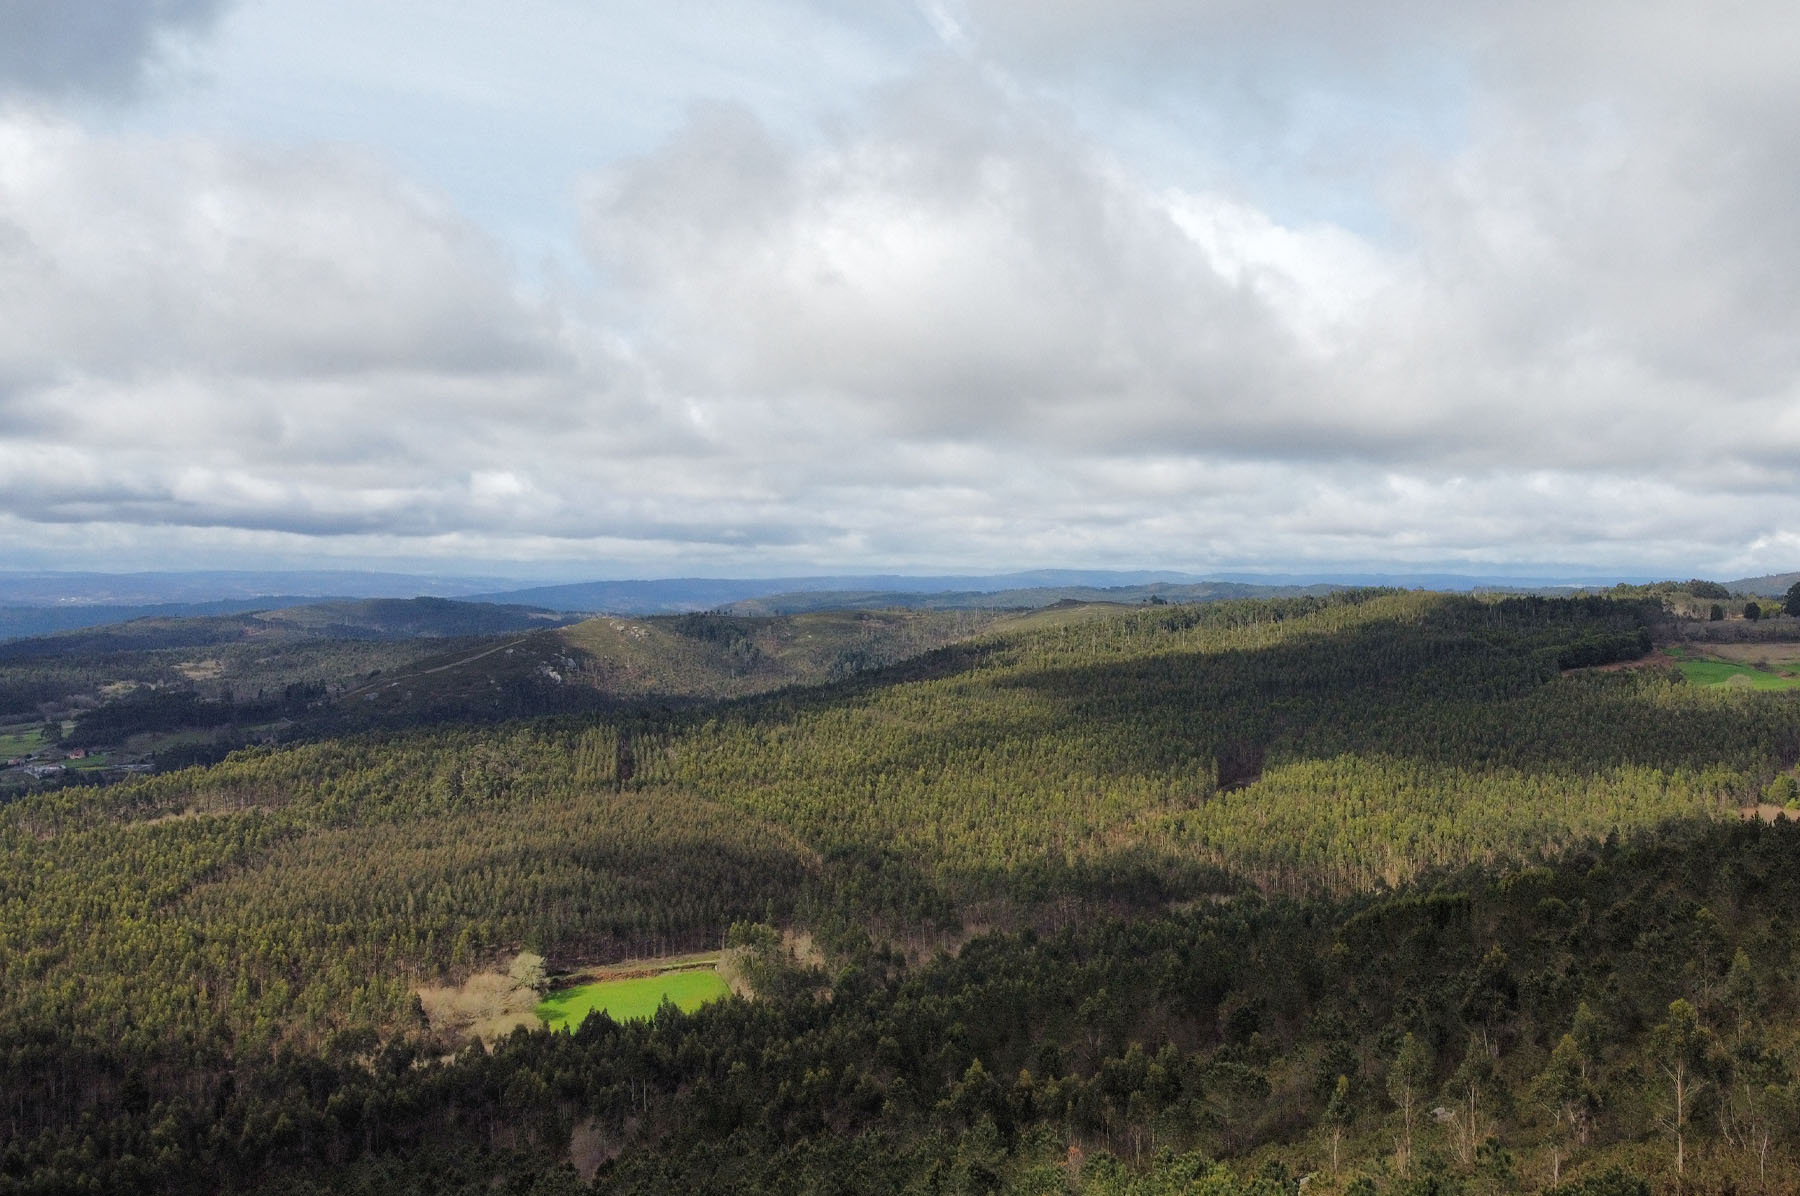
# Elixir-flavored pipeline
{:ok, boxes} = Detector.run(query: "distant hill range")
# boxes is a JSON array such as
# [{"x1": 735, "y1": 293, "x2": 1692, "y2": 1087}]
[
  {"x1": 0, "y1": 570, "x2": 512, "y2": 605},
  {"x1": 464, "y1": 570, "x2": 1654, "y2": 614},
  {"x1": 0, "y1": 597, "x2": 578, "y2": 651},
  {"x1": 719, "y1": 581, "x2": 1349, "y2": 615},
  {"x1": 461, "y1": 571, "x2": 1208, "y2": 614},
  {"x1": 1728, "y1": 572, "x2": 1800, "y2": 598},
  {"x1": 0, "y1": 566, "x2": 1764, "y2": 637},
  {"x1": 0, "y1": 597, "x2": 326, "y2": 641},
  {"x1": 0, "y1": 571, "x2": 531, "y2": 641}
]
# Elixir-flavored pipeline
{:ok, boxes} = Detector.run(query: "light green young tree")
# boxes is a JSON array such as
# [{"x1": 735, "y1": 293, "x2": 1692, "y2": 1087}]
[
  {"x1": 1722, "y1": 1044, "x2": 1792, "y2": 1189},
  {"x1": 1650, "y1": 999, "x2": 1718, "y2": 1187},
  {"x1": 1325, "y1": 1073, "x2": 1352, "y2": 1176},
  {"x1": 508, "y1": 950, "x2": 547, "y2": 994},
  {"x1": 1387, "y1": 1032, "x2": 1431, "y2": 1175},
  {"x1": 1531, "y1": 1033, "x2": 1593, "y2": 1186},
  {"x1": 1570, "y1": 1001, "x2": 1605, "y2": 1088},
  {"x1": 1445, "y1": 1036, "x2": 1498, "y2": 1168}
]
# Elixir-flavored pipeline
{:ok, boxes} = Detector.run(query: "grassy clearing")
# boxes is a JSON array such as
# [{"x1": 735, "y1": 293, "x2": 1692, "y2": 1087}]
[
  {"x1": 1674, "y1": 657, "x2": 1800, "y2": 690},
  {"x1": 0, "y1": 726, "x2": 43, "y2": 757},
  {"x1": 536, "y1": 969, "x2": 730, "y2": 1030}
]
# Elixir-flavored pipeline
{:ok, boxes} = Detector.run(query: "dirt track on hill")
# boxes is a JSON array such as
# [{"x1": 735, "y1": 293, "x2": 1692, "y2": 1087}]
[{"x1": 338, "y1": 636, "x2": 535, "y2": 699}]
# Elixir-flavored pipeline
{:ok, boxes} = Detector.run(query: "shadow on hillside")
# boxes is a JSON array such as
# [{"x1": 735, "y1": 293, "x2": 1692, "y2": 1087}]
[{"x1": 975, "y1": 611, "x2": 1796, "y2": 784}]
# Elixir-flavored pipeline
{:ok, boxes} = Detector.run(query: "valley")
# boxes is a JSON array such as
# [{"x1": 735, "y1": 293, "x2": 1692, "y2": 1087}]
[{"x1": 2, "y1": 586, "x2": 1799, "y2": 1194}]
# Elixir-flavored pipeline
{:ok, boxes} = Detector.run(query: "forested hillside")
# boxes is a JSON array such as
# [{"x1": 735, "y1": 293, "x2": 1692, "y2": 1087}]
[
  {"x1": 335, "y1": 606, "x2": 1004, "y2": 725},
  {"x1": 4, "y1": 590, "x2": 1799, "y2": 1193},
  {"x1": 0, "y1": 605, "x2": 993, "y2": 793}
]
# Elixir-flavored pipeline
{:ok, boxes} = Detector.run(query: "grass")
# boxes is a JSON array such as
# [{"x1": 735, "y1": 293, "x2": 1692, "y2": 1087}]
[
  {"x1": 1674, "y1": 657, "x2": 1800, "y2": 690},
  {"x1": 0, "y1": 726, "x2": 44, "y2": 757},
  {"x1": 535, "y1": 969, "x2": 730, "y2": 1030}
]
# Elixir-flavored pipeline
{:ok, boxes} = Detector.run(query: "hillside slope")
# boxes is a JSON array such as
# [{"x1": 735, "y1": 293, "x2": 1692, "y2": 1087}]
[
  {"x1": 1728, "y1": 571, "x2": 1800, "y2": 597},
  {"x1": 335, "y1": 607, "x2": 1006, "y2": 722},
  {"x1": 9, "y1": 590, "x2": 1800, "y2": 1193}
]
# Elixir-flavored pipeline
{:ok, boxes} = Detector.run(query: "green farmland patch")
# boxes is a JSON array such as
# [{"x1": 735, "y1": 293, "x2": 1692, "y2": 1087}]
[
  {"x1": 536, "y1": 969, "x2": 730, "y2": 1030},
  {"x1": 0, "y1": 725, "x2": 44, "y2": 757},
  {"x1": 1675, "y1": 657, "x2": 1800, "y2": 690}
]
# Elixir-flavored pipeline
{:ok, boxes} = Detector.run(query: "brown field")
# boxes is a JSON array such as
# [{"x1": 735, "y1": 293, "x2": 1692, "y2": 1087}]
[
  {"x1": 417, "y1": 971, "x2": 542, "y2": 1045},
  {"x1": 1741, "y1": 804, "x2": 1798, "y2": 824},
  {"x1": 1694, "y1": 642, "x2": 1800, "y2": 668},
  {"x1": 1585, "y1": 650, "x2": 1678, "y2": 673},
  {"x1": 558, "y1": 949, "x2": 722, "y2": 985}
]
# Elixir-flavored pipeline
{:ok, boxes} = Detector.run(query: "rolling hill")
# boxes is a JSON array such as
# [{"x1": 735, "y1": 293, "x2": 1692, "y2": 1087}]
[
  {"x1": 332, "y1": 606, "x2": 1013, "y2": 722},
  {"x1": 7, "y1": 589, "x2": 1800, "y2": 1193},
  {"x1": 1727, "y1": 570, "x2": 1800, "y2": 597}
]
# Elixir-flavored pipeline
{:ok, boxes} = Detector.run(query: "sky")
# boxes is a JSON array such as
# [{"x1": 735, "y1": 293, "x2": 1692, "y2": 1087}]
[{"x1": 0, "y1": 1, "x2": 1796, "y2": 581}]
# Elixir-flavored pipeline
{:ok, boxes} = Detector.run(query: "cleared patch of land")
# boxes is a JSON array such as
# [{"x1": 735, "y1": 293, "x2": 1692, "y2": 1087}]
[
  {"x1": 0, "y1": 725, "x2": 44, "y2": 756},
  {"x1": 568, "y1": 949, "x2": 722, "y2": 981},
  {"x1": 536, "y1": 969, "x2": 730, "y2": 1030},
  {"x1": 417, "y1": 970, "x2": 544, "y2": 1045},
  {"x1": 1666, "y1": 645, "x2": 1800, "y2": 690},
  {"x1": 1695, "y1": 641, "x2": 1800, "y2": 666}
]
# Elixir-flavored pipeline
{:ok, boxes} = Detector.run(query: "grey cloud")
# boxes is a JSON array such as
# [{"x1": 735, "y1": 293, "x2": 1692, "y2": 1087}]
[
  {"x1": 584, "y1": 69, "x2": 1325, "y2": 454},
  {"x1": 0, "y1": 0, "x2": 230, "y2": 100},
  {"x1": 3, "y1": 5, "x2": 1799, "y2": 576},
  {"x1": 953, "y1": 0, "x2": 1800, "y2": 422},
  {"x1": 0, "y1": 117, "x2": 561, "y2": 382},
  {"x1": 586, "y1": 64, "x2": 1757, "y2": 475}
]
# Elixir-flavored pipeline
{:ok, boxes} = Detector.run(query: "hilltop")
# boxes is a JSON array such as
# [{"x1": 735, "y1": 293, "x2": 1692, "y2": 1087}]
[
  {"x1": 1727, "y1": 570, "x2": 1800, "y2": 597},
  {"x1": 332, "y1": 606, "x2": 1012, "y2": 722}
]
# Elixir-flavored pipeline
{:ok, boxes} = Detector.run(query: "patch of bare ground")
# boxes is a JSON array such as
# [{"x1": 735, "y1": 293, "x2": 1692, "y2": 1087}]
[
  {"x1": 416, "y1": 971, "x2": 541, "y2": 1047},
  {"x1": 714, "y1": 955, "x2": 752, "y2": 998},
  {"x1": 568, "y1": 1118, "x2": 624, "y2": 1182},
  {"x1": 137, "y1": 809, "x2": 203, "y2": 827},
  {"x1": 783, "y1": 929, "x2": 824, "y2": 970},
  {"x1": 712, "y1": 932, "x2": 827, "y2": 998},
  {"x1": 175, "y1": 659, "x2": 225, "y2": 681},
  {"x1": 560, "y1": 950, "x2": 721, "y2": 986},
  {"x1": 1695, "y1": 642, "x2": 1800, "y2": 669},
  {"x1": 1581, "y1": 650, "x2": 1678, "y2": 673},
  {"x1": 1741, "y1": 804, "x2": 1797, "y2": 824}
]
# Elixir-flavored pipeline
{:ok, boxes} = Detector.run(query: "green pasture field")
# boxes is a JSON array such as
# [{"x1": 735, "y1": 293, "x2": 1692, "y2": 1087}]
[
  {"x1": 1674, "y1": 656, "x2": 1800, "y2": 690},
  {"x1": 536, "y1": 969, "x2": 730, "y2": 1031},
  {"x1": 0, "y1": 726, "x2": 44, "y2": 757}
]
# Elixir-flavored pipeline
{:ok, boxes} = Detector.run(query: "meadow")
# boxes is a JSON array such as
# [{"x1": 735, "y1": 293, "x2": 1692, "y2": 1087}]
[
  {"x1": 535, "y1": 969, "x2": 730, "y2": 1029},
  {"x1": 1667, "y1": 644, "x2": 1800, "y2": 689},
  {"x1": 0, "y1": 723, "x2": 42, "y2": 757}
]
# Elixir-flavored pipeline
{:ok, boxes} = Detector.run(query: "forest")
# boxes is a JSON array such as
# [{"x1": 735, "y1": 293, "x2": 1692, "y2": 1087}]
[{"x1": 4, "y1": 588, "x2": 1799, "y2": 1193}]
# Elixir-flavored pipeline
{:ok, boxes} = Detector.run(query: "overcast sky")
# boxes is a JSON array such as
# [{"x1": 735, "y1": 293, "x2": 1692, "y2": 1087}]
[{"x1": 0, "y1": 1, "x2": 1796, "y2": 580}]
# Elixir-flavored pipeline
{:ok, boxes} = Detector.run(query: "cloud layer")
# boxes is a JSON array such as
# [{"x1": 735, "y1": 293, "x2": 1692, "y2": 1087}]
[
  {"x1": 0, "y1": 0, "x2": 229, "y2": 99},
  {"x1": 0, "y1": 1, "x2": 1797, "y2": 576}
]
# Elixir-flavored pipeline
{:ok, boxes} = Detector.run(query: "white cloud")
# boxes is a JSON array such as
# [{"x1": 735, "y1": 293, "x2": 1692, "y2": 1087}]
[
  {"x1": 0, "y1": 114, "x2": 552, "y2": 381},
  {"x1": 0, "y1": 2, "x2": 1797, "y2": 577}
]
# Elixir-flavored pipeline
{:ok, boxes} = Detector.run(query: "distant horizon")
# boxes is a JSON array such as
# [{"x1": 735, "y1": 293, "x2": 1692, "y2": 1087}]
[
  {"x1": 0, "y1": 563, "x2": 1701, "y2": 585},
  {"x1": 2, "y1": 561, "x2": 1785, "y2": 601}
]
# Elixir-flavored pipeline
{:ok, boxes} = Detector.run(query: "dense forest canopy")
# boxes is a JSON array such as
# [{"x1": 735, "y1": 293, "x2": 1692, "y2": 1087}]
[{"x1": 4, "y1": 589, "x2": 1800, "y2": 1193}]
